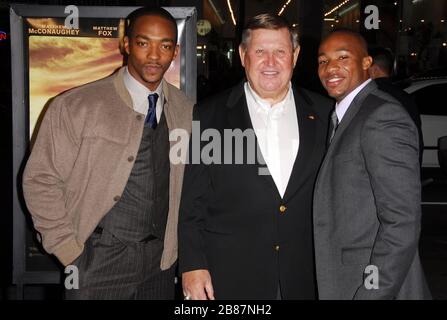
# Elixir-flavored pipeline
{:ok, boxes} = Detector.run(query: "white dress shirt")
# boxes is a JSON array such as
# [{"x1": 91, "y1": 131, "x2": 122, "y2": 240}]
[
  {"x1": 335, "y1": 79, "x2": 372, "y2": 123},
  {"x1": 123, "y1": 66, "x2": 164, "y2": 122},
  {"x1": 244, "y1": 82, "x2": 300, "y2": 198}
]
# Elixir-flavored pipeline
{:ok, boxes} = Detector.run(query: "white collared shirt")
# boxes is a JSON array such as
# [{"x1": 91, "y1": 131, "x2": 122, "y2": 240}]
[
  {"x1": 335, "y1": 79, "x2": 372, "y2": 123},
  {"x1": 244, "y1": 82, "x2": 300, "y2": 198},
  {"x1": 123, "y1": 66, "x2": 164, "y2": 122}
]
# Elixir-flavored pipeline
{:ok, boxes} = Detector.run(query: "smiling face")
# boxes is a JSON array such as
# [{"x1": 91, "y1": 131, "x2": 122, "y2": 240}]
[
  {"x1": 318, "y1": 32, "x2": 372, "y2": 102},
  {"x1": 124, "y1": 14, "x2": 178, "y2": 91},
  {"x1": 239, "y1": 27, "x2": 300, "y2": 104}
]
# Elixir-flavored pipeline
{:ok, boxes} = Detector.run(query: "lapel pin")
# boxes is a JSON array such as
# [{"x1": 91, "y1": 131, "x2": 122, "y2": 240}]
[{"x1": 308, "y1": 115, "x2": 315, "y2": 120}]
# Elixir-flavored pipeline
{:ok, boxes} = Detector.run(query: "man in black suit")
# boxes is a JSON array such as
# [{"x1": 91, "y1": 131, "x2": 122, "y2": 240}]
[
  {"x1": 178, "y1": 13, "x2": 332, "y2": 300},
  {"x1": 368, "y1": 47, "x2": 424, "y2": 164}
]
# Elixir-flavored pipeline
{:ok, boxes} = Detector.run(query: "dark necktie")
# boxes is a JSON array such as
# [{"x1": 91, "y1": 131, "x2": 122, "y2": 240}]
[
  {"x1": 328, "y1": 109, "x2": 339, "y2": 145},
  {"x1": 146, "y1": 93, "x2": 159, "y2": 129}
]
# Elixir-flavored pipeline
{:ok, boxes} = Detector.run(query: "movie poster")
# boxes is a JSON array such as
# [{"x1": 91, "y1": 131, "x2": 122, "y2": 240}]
[{"x1": 26, "y1": 17, "x2": 182, "y2": 138}]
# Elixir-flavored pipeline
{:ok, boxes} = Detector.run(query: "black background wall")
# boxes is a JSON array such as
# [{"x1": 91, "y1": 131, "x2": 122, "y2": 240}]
[{"x1": 1, "y1": 3, "x2": 12, "y2": 299}]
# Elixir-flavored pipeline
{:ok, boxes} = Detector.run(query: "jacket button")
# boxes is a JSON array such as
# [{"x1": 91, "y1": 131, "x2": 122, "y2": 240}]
[
  {"x1": 279, "y1": 205, "x2": 287, "y2": 213},
  {"x1": 113, "y1": 196, "x2": 120, "y2": 202},
  {"x1": 128, "y1": 156, "x2": 134, "y2": 162},
  {"x1": 136, "y1": 115, "x2": 143, "y2": 121},
  {"x1": 274, "y1": 245, "x2": 280, "y2": 251}
]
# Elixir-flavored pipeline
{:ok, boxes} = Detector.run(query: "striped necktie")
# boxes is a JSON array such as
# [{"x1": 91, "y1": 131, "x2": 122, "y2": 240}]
[{"x1": 146, "y1": 93, "x2": 159, "y2": 129}]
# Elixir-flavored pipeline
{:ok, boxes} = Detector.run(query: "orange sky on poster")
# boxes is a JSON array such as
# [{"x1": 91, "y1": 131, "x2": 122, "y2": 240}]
[
  {"x1": 29, "y1": 35, "x2": 181, "y2": 136},
  {"x1": 29, "y1": 36, "x2": 122, "y2": 135}
]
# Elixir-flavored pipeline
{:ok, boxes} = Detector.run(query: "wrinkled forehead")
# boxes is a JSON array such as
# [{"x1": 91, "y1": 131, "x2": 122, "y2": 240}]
[{"x1": 248, "y1": 28, "x2": 293, "y2": 46}]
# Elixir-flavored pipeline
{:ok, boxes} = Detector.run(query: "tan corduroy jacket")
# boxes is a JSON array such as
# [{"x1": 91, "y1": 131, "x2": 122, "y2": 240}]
[{"x1": 23, "y1": 67, "x2": 193, "y2": 269}]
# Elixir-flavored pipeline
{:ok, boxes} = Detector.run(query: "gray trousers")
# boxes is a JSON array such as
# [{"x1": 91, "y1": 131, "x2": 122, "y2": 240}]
[{"x1": 65, "y1": 228, "x2": 175, "y2": 300}]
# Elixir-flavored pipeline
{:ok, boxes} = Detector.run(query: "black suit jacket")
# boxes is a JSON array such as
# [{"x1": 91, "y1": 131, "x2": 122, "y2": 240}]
[{"x1": 178, "y1": 83, "x2": 332, "y2": 299}]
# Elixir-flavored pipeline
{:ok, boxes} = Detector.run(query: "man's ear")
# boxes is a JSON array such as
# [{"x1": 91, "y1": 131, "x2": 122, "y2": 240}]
[
  {"x1": 123, "y1": 36, "x2": 130, "y2": 56},
  {"x1": 363, "y1": 55, "x2": 373, "y2": 70},
  {"x1": 239, "y1": 45, "x2": 246, "y2": 68},
  {"x1": 173, "y1": 44, "x2": 179, "y2": 60},
  {"x1": 293, "y1": 45, "x2": 301, "y2": 68}
]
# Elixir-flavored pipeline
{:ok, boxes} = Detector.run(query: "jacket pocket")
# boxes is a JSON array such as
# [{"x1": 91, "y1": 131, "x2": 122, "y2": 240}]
[{"x1": 341, "y1": 246, "x2": 371, "y2": 266}]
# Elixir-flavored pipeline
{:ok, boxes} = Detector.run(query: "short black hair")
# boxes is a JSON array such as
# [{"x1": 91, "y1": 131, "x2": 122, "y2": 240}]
[
  {"x1": 125, "y1": 6, "x2": 178, "y2": 45},
  {"x1": 322, "y1": 28, "x2": 369, "y2": 56},
  {"x1": 369, "y1": 47, "x2": 394, "y2": 76}
]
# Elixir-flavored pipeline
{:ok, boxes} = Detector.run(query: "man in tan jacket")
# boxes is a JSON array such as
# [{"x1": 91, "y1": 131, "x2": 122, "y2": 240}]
[{"x1": 22, "y1": 6, "x2": 193, "y2": 299}]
